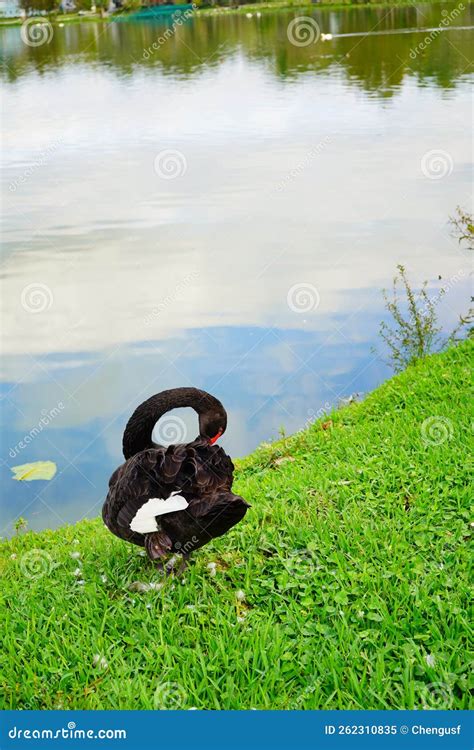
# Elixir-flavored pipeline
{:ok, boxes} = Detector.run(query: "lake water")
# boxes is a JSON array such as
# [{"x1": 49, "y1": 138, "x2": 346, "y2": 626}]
[{"x1": 1, "y1": 2, "x2": 472, "y2": 534}]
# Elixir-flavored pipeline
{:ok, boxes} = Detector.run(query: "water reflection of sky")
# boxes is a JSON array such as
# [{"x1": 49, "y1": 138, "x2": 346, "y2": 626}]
[
  {"x1": 1, "y1": 8, "x2": 472, "y2": 534},
  {"x1": 1, "y1": 322, "x2": 389, "y2": 531}
]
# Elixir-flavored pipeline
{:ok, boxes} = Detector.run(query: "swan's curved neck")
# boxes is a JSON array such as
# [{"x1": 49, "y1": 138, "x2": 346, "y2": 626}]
[{"x1": 122, "y1": 387, "x2": 224, "y2": 459}]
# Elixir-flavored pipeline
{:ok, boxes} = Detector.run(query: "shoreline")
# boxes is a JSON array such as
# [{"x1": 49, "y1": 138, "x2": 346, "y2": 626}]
[
  {"x1": 0, "y1": 0, "x2": 453, "y2": 28},
  {"x1": 1, "y1": 340, "x2": 471, "y2": 542}
]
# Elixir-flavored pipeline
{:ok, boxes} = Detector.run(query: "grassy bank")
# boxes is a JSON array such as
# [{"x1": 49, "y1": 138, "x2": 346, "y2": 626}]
[
  {"x1": 0, "y1": 0, "x2": 451, "y2": 27},
  {"x1": 0, "y1": 341, "x2": 472, "y2": 710},
  {"x1": 196, "y1": 0, "x2": 447, "y2": 16}
]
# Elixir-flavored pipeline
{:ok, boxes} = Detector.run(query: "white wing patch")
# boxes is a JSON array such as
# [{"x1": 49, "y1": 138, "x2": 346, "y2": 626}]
[{"x1": 130, "y1": 492, "x2": 189, "y2": 534}]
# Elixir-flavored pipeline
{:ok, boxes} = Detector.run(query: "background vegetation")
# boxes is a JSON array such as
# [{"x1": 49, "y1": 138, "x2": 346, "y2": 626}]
[{"x1": 12, "y1": 0, "x2": 454, "y2": 18}]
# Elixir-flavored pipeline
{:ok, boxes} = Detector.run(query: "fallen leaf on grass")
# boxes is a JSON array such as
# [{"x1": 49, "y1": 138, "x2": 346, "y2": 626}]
[
  {"x1": 11, "y1": 461, "x2": 57, "y2": 481},
  {"x1": 273, "y1": 456, "x2": 296, "y2": 466},
  {"x1": 128, "y1": 581, "x2": 163, "y2": 593}
]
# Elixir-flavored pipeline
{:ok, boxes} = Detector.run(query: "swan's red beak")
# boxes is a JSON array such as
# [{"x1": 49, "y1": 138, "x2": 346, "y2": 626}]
[{"x1": 209, "y1": 429, "x2": 223, "y2": 445}]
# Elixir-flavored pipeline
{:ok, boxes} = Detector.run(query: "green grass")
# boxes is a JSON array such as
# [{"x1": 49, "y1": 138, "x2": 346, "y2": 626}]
[
  {"x1": 196, "y1": 0, "x2": 447, "y2": 17},
  {"x1": 1, "y1": 341, "x2": 472, "y2": 710}
]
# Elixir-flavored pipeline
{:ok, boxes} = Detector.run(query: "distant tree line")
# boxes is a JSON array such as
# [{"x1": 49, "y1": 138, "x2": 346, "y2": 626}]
[
  {"x1": 19, "y1": 0, "x2": 161, "y2": 13},
  {"x1": 18, "y1": 0, "x2": 265, "y2": 14},
  {"x1": 19, "y1": 0, "x2": 56, "y2": 13},
  {"x1": 19, "y1": 0, "x2": 103, "y2": 12}
]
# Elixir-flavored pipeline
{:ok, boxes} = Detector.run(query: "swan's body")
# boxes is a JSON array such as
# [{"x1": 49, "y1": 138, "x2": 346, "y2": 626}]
[{"x1": 102, "y1": 388, "x2": 249, "y2": 568}]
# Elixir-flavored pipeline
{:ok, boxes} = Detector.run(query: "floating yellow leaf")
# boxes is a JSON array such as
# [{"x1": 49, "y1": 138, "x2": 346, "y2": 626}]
[{"x1": 11, "y1": 461, "x2": 57, "y2": 482}]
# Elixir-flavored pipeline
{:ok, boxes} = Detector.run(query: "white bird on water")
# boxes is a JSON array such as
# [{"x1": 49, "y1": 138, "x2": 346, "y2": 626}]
[{"x1": 321, "y1": 33, "x2": 333, "y2": 41}]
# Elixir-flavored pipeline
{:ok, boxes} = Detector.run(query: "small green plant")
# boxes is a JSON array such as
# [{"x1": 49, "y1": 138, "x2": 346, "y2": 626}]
[
  {"x1": 14, "y1": 517, "x2": 28, "y2": 535},
  {"x1": 450, "y1": 205, "x2": 474, "y2": 252},
  {"x1": 448, "y1": 206, "x2": 473, "y2": 341},
  {"x1": 378, "y1": 209, "x2": 473, "y2": 371},
  {"x1": 376, "y1": 264, "x2": 445, "y2": 373}
]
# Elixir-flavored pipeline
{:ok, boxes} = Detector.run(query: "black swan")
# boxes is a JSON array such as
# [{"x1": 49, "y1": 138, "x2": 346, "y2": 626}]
[{"x1": 102, "y1": 388, "x2": 249, "y2": 572}]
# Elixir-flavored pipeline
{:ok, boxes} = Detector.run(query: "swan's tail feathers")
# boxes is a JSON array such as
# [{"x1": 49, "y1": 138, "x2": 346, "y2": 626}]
[
  {"x1": 129, "y1": 493, "x2": 189, "y2": 534},
  {"x1": 185, "y1": 492, "x2": 250, "y2": 545}
]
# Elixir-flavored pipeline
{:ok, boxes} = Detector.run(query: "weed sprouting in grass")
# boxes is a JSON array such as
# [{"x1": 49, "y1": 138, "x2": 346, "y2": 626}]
[
  {"x1": 376, "y1": 209, "x2": 473, "y2": 371},
  {"x1": 13, "y1": 517, "x2": 27, "y2": 535},
  {"x1": 448, "y1": 206, "x2": 474, "y2": 342},
  {"x1": 375, "y1": 264, "x2": 445, "y2": 372}
]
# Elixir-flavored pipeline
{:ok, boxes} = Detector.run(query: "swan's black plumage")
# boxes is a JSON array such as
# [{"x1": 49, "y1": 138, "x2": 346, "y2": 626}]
[{"x1": 102, "y1": 388, "x2": 249, "y2": 565}]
